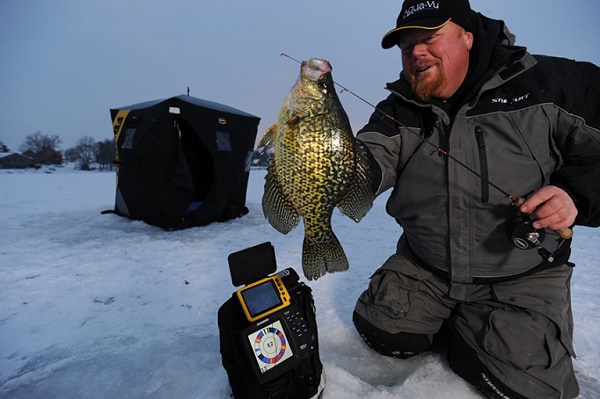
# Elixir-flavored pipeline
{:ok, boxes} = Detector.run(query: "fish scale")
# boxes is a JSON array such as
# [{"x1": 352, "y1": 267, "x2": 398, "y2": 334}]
[{"x1": 259, "y1": 58, "x2": 373, "y2": 280}]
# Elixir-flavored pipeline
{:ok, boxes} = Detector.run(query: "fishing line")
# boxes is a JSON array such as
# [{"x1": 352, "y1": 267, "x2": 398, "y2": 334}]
[
  {"x1": 279, "y1": 53, "x2": 573, "y2": 246},
  {"x1": 281, "y1": 53, "x2": 516, "y2": 201}
]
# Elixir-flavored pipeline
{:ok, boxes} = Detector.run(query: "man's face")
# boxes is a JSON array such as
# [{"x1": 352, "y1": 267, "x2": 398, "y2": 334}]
[{"x1": 399, "y1": 21, "x2": 474, "y2": 102}]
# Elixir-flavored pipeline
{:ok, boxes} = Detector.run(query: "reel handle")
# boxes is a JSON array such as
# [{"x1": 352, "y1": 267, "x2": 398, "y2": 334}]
[{"x1": 513, "y1": 197, "x2": 573, "y2": 240}]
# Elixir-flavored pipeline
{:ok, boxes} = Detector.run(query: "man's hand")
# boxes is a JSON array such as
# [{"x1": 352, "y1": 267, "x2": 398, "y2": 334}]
[{"x1": 519, "y1": 185, "x2": 577, "y2": 231}]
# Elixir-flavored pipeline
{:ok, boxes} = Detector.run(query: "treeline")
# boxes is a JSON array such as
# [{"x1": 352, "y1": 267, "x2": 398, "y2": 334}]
[
  {"x1": 64, "y1": 136, "x2": 115, "y2": 171},
  {"x1": 2, "y1": 132, "x2": 115, "y2": 171}
]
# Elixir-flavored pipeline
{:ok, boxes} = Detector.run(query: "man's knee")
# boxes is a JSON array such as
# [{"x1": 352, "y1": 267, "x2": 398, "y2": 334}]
[
  {"x1": 352, "y1": 311, "x2": 433, "y2": 359},
  {"x1": 447, "y1": 327, "x2": 528, "y2": 399},
  {"x1": 448, "y1": 304, "x2": 579, "y2": 399}
]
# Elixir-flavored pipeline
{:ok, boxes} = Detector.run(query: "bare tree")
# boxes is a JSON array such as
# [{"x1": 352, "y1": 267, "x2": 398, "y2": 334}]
[
  {"x1": 19, "y1": 131, "x2": 61, "y2": 154},
  {"x1": 63, "y1": 147, "x2": 79, "y2": 163},
  {"x1": 96, "y1": 139, "x2": 115, "y2": 171},
  {"x1": 19, "y1": 131, "x2": 63, "y2": 164},
  {"x1": 71, "y1": 136, "x2": 98, "y2": 170}
]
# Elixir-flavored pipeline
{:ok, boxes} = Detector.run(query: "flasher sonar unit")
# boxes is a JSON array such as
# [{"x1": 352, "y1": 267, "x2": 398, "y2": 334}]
[
  {"x1": 224, "y1": 242, "x2": 321, "y2": 388},
  {"x1": 228, "y1": 242, "x2": 291, "y2": 322},
  {"x1": 236, "y1": 274, "x2": 291, "y2": 322}
]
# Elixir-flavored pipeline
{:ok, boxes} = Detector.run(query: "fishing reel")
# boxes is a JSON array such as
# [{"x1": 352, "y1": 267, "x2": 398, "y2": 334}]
[
  {"x1": 507, "y1": 215, "x2": 545, "y2": 250},
  {"x1": 507, "y1": 215, "x2": 555, "y2": 262}
]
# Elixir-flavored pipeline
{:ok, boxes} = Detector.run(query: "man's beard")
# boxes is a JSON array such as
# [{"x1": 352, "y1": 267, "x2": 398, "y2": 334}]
[{"x1": 410, "y1": 62, "x2": 446, "y2": 102}]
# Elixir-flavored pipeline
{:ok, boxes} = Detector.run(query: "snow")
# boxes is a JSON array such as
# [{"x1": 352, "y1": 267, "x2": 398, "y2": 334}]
[{"x1": 0, "y1": 167, "x2": 599, "y2": 398}]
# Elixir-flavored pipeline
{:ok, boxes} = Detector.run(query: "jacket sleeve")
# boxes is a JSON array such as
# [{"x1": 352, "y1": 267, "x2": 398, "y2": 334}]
[
  {"x1": 549, "y1": 60, "x2": 600, "y2": 227},
  {"x1": 356, "y1": 96, "x2": 404, "y2": 197},
  {"x1": 551, "y1": 156, "x2": 600, "y2": 227}
]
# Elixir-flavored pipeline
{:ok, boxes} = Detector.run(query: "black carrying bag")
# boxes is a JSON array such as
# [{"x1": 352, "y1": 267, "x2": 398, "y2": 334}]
[{"x1": 218, "y1": 269, "x2": 324, "y2": 399}]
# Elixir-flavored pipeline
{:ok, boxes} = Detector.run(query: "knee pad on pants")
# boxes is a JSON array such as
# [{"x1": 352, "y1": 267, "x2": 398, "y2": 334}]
[
  {"x1": 447, "y1": 326, "x2": 528, "y2": 399},
  {"x1": 353, "y1": 311, "x2": 432, "y2": 359}
]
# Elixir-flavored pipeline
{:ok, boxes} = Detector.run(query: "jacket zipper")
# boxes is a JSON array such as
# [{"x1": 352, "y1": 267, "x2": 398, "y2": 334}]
[
  {"x1": 475, "y1": 126, "x2": 489, "y2": 203},
  {"x1": 440, "y1": 119, "x2": 453, "y2": 280}
]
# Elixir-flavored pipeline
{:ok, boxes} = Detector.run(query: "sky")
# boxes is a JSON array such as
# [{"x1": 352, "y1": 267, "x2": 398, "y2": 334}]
[{"x1": 1, "y1": 0, "x2": 599, "y2": 152}]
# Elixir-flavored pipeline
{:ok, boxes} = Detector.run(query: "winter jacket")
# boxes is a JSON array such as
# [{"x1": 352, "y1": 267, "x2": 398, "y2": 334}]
[{"x1": 357, "y1": 13, "x2": 600, "y2": 292}]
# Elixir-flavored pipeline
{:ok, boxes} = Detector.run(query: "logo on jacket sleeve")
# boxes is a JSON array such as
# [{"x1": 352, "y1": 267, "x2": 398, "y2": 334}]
[{"x1": 491, "y1": 93, "x2": 530, "y2": 105}]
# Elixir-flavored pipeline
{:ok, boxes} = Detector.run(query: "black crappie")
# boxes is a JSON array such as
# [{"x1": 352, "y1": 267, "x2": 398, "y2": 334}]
[{"x1": 259, "y1": 58, "x2": 373, "y2": 280}]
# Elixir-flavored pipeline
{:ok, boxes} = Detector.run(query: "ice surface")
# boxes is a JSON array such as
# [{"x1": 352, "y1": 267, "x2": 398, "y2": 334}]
[{"x1": 1, "y1": 167, "x2": 598, "y2": 398}]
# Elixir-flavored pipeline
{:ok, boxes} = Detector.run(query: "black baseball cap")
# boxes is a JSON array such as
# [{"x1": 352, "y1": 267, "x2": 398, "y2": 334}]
[{"x1": 381, "y1": 0, "x2": 475, "y2": 49}]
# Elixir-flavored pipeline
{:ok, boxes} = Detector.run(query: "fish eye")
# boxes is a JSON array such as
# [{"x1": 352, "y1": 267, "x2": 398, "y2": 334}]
[{"x1": 319, "y1": 81, "x2": 330, "y2": 93}]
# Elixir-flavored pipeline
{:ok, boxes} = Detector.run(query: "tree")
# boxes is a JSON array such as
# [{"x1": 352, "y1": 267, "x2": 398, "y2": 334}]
[
  {"x1": 96, "y1": 139, "x2": 115, "y2": 171},
  {"x1": 19, "y1": 131, "x2": 63, "y2": 164},
  {"x1": 19, "y1": 131, "x2": 61, "y2": 154},
  {"x1": 70, "y1": 136, "x2": 98, "y2": 170},
  {"x1": 0, "y1": 140, "x2": 9, "y2": 153},
  {"x1": 63, "y1": 147, "x2": 79, "y2": 163}
]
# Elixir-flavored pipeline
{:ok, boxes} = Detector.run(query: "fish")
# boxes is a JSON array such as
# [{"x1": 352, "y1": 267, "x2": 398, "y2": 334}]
[{"x1": 258, "y1": 58, "x2": 373, "y2": 280}]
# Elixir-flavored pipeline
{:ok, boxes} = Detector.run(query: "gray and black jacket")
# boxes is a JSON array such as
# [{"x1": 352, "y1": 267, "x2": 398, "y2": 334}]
[{"x1": 357, "y1": 13, "x2": 600, "y2": 288}]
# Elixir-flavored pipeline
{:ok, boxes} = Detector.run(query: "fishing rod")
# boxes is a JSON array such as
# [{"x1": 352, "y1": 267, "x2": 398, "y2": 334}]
[
  {"x1": 281, "y1": 54, "x2": 516, "y2": 197},
  {"x1": 280, "y1": 53, "x2": 573, "y2": 256}
]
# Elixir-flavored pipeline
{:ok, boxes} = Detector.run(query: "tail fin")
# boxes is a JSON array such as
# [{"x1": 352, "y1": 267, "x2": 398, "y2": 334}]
[{"x1": 302, "y1": 233, "x2": 349, "y2": 280}]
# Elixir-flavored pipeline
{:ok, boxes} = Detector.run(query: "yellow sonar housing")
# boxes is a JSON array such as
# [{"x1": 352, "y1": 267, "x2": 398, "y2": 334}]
[{"x1": 236, "y1": 275, "x2": 291, "y2": 322}]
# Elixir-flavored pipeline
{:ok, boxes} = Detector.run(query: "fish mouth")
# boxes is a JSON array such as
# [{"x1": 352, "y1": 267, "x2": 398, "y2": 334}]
[
  {"x1": 285, "y1": 58, "x2": 334, "y2": 112},
  {"x1": 302, "y1": 58, "x2": 332, "y2": 80}
]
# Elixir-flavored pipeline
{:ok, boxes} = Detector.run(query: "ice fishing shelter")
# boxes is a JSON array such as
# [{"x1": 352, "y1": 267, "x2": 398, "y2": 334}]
[{"x1": 109, "y1": 95, "x2": 260, "y2": 230}]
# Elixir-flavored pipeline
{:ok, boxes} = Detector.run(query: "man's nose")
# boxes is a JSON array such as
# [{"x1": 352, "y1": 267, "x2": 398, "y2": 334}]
[{"x1": 411, "y1": 43, "x2": 428, "y2": 57}]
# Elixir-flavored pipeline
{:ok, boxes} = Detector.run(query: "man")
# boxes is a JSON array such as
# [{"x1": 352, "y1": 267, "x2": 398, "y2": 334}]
[{"x1": 352, "y1": 1, "x2": 600, "y2": 398}]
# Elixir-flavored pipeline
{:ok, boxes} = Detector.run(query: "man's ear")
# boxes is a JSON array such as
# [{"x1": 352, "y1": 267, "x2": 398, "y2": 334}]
[{"x1": 465, "y1": 31, "x2": 474, "y2": 50}]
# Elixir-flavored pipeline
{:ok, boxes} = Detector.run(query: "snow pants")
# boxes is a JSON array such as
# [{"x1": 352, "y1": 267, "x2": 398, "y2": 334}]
[{"x1": 353, "y1": 253, "x2": 579, "y2": 399}]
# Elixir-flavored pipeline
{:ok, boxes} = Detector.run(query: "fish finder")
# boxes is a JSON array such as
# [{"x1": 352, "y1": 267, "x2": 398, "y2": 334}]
[
  {"x1": 229, "y1": 242, "x2": 291, "y2": 322},
  {"x1": 236, "y1": 274, "x2": 291, "y2": 322},
  {"x1": 219, "y1": 242, "x2": 324, "y2": 398}
]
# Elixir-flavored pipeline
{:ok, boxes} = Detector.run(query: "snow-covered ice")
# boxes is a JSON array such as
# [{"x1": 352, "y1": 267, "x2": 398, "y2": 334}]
[{"x1": 1, "y1": 167, "x2": 598, "y2": 398}]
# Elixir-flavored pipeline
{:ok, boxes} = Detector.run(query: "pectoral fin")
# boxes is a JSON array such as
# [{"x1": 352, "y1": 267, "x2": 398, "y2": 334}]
[{"x1": 262, "y1": 162, "x2": 300, "y2": 234}]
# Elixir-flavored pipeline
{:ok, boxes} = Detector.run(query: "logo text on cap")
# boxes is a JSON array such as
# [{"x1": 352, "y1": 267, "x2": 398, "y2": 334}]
[{"x1": 403, "y1": 1, "x2": 440, "y2": 20}]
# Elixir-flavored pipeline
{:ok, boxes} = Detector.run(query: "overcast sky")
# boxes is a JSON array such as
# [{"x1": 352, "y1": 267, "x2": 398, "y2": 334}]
[{"x1": 1, "y1": 0, "x2": 599, "y2": 152}]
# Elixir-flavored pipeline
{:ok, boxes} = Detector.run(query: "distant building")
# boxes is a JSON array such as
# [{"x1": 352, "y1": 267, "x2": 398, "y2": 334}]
[
  {"x1": 23, "y1": 146, "x2": 63, "y2": 165},
  {"x1": 0, "y1": 152, "x2": 35, "y2": 169}
]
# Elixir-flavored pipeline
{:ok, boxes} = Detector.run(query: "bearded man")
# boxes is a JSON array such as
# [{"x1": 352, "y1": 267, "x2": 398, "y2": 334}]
[{"x1": 352, "y1": 1, "x2": 600, "y2": 398}]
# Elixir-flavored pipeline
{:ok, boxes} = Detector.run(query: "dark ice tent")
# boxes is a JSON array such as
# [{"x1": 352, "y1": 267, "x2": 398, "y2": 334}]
[{"x1": 108, "y1": 95, "x2": 260, "y2": 230}]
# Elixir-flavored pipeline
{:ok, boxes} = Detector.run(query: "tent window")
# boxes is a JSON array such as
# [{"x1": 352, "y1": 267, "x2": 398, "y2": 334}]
[
  {"x1": 216, "y1": 131, "x2": 232, "y2": 152},
  {"x1": 122, "y1": 128, "x2": 137, "y2": 149}
]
